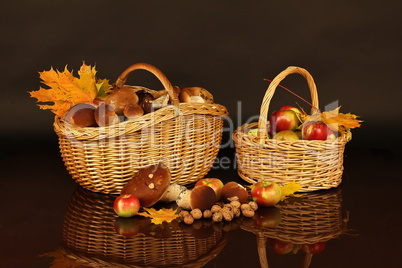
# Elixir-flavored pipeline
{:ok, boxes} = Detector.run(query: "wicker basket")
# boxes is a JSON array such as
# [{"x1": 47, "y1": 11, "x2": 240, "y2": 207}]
[
  {"x1": 60, "y1": 186, "x2": 227, "y2": 268},
  {"x1": 54, "y1": 63, "x2": 228, "y2": 194},
  {"x1": 233, "y1": 66, "x2": 349, "y2": 192},
  {"x1": 241, "y1": 188, "x2": 348, "y2": 268}
]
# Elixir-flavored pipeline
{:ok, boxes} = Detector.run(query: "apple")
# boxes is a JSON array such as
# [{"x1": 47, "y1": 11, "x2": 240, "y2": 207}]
[
  {"x1": 113, "y1": 194, "x2": 141, "y2": 218},
  {"x1": 280, "y1": 105, "x2": 302, "y2": 115},
  {"x1": 268, "y1": 238, "x2": 295, "y2": 254},
  {"x1": 269, "y1": 110, "x2": 301, "y2": 136},
  {"x1": 251, "y1": 181, "x2": 282, "y2": 207},
  {"x1": 302, "y1": 121, "x2": 328, "y2": 140},
  {"x1": 327, "y1": 128, "x2": 338, "y2": 140},
  {"x1": 195, "y1": 178, "x2": 224, "y2": 201},
  {"x1": 302, "y1": 241, "x2": 326, "y2": 254},
  {"x1": 114, "y1": 217, "x2": 141, "y2": 237},
  {"x1": 273, "y1": 130, "x2": 300, "y2": 141},
  {"x1": 254, "y1": 207, "x2": 282, "y2": 228}
]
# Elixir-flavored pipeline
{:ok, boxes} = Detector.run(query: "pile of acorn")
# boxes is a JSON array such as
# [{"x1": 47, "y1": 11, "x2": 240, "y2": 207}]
[{"x1": 65, "y1": 86, "x2": 214, "y2": 127}]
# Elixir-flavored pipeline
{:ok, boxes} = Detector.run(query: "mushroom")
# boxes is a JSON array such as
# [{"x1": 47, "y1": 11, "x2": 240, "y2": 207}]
[
  {"x1": 220, "y1": 182, "x2": 249, "y2": 204},
  {"x1": 152, "y1": 86, "x2": 181, "y2": 103},
  {"x1": 136, "y1": 90, "x2": 155, "y2": 114},
  {"x1": 105, "y1": 86, "x2": 139, "y2": 115},
  {"x1": 120, "y1": 163, "x2": 171, "y2": 207},
  {"x1": 123, "y1": 103, "x2": 144, "y2": 119},
  {"x1": 65, "y1": 103, "x2": 97, "y2": 127},
  {"x1": 176, "y1": 185, "x2": 216, "y2": 211},
  {"x1": 159, "y1": 184, "x2": 187, "y2": 203},
  {"x1": 178, "y1": 87, "x2": 213, "y2": 104},
  {"x1": 94, "y1": 103, "x2": 119, "y2": 127}
]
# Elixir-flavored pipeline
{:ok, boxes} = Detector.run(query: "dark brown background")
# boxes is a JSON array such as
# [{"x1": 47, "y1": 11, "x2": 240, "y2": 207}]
[{"x1": 1, "y1": 0, "x2": 401, "y2": 153}]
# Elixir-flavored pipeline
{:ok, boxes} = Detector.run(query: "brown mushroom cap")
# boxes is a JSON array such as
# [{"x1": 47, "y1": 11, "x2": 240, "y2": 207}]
[
  {"x1": 220, "y1": 182, "x2": 249, "y2": 204},
  {"x1": 179, "y1": 87, "x2": 213, "y2": 104},
  {"x1": 136, "y1": 90, "x2": 155, "y2": 114},
  {"x1": 105, "y1": 86, "x2": 139, "y2": 115},
  {"x1": 124, "y1": 103, "x2": 144, "y2": 119},
  {"x1": 65, "y1": 103, "x2": 97, "y2": 127},
  {"x1": 121, "y1": 163, "x2": 171, "y2": 207},
  {"x1": 94, "y1": 103, "x2": 119, "y2": 127},
  {"x1": 190, "y1": 186, "x2": 216, "y2": 211}
]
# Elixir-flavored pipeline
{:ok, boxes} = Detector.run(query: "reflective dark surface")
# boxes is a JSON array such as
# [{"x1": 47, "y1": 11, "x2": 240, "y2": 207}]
[{"x1": 1, "y1": 146, "x2": 401, "y2": 267}]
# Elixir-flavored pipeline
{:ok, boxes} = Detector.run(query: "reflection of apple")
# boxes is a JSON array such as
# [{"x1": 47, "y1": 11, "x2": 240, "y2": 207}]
[
  {"x1": 195, "y1": 178, "x2": 224, "y2": 201},
  {"x1": 302, "y1": 241, "x2": 326, "y2": 254},
  {"x1": 302, "y1": 121, "x2": 328, "y2": 140},
  {"x1": 113, "y1": 194, "x2": 141, "y2": 218},
  {"x1": 114, "y1": 217, "x2": 141, "y2": 237},
  {"x1": 268, "y1": 238, "x2": 295, "y2": 254},
  {"x1": 269, "y1": 110, "x2": 301, "y2": 136},
  {"x1": 251, "y1": 181, "x2": 282, "y2": 207},
  {"x1": 254, "y1": 207, "x2": 282, "y2": 228},
  {"x1": 273, "y1": 130, "x2": 300, "y2": 141}
]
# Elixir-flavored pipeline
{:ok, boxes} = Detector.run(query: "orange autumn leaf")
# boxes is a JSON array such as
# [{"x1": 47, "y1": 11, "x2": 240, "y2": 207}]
[
  {"x1": 138, "y1": 207, "x2": 179, "y2": 225},
  {"x1": 29, "y1": 62, "x2": 98, "y2": 117},
  {"x1": 280, "y1": 181, "x2": 304, "y2": 201},
  {"x1": 40, "y1": 248, "x2": 80, "y2": 268}
]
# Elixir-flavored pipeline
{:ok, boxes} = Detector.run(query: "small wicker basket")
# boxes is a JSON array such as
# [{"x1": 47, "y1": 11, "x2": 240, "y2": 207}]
[
  {"x1": 60, "y1": 186, "x2": 227, "y2": 268},
  {"x1": 54, "y1": 63, "x2": 228, "y2": 194},
  {"x1": 233, "y1": 66, "x2": 349, "y2": 192},
  {"x1": 241, "y1": 188, "x2": 348, "y2": 268}
]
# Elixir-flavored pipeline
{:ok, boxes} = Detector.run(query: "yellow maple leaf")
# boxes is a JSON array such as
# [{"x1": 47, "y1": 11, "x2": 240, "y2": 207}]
[
  {"x1": 138, "y1": 207, "x2": 179, "y2": 225},
  {"x1": 29, "y1": 62, "x2": 98, "y2": 117},
  {"x1": 280, "y1": 181, "x2": 304, "y2": 201}
]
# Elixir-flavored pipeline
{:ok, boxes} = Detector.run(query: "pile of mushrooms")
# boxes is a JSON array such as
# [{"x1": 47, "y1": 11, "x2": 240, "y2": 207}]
[{"x1": 64, "y1": 86, "x2": 214, "y2": 127}]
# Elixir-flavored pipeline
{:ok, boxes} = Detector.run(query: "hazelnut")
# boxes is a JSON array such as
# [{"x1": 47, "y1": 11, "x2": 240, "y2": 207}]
[
  {"x1": 190, "y1": 208, "x2": 203, "y2": 220},
  {"x1": 183, "y1": 214, "x2": 194, "y2": 225},
  {"x1": 211, "y1": 204, "x2": 222, "y2": 213},
  {"x1": 179, "y1": 210, "x2": 190, "y2": 221},
  {"x1": 203, "y1": 210, "x2": 212, "y2": 219},
  {"x1": 248, "y1": 201, "x2": 258, "y2": 211},
  {"x1": 212, "y1": 211, "x2": 223, "y2": 222}
]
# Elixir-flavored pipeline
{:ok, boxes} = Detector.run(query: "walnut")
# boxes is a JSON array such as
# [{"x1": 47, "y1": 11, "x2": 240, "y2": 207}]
[
  {"x1": 211, "y1": 204, "x2": 222, "y2": 213},
  {"x1": 233, "y1": 207, "x2": 241, "y2": 218},
  {"x1": 248, "y1": 201, "x2": 258, "y2": 211},
  {"x1": 223, "y1": 203, "x2": 234, "y2": 212},
  {"x1": 241, "y1": 204, "x2": 255, "y2": 218},
  {"x1": 190, "y1": 208, "x2": 203, "y2": 220},
  {"x1": 179, "y1": 210, "x2": 190, "y2": 221},
  {"x1": 203, "y1": 209, "x2": 212, "y2": 219},
  {"x1": 230, "y1": 200, "x2": 241, "y2": 209},
  {"x1": 222, "y1": 209, "x2": 234, "y2": 221},
  {"x1": 183, "y1": 214, "x2": 194, "y2": 225},
  {"x1": 241, "y1": 203, "x2": 251, "y2": 212},
  {"x1": 212, "y1": 211, "x2": 223, "y2": 222}
]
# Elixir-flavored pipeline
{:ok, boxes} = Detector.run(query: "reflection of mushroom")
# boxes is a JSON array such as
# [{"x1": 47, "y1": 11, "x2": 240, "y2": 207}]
[
  {"x1": 176, "y1": 186, "x2": 216, "y2": 211},
  {"x1": 179, "y1": 87, "x2": 213, "y2": 104},
  {"x1": 105, "y1": 86, "x2": 139, "y2": 115},
  {"x1": 94, "y1": 103, "x2": 120, "y2": 127},
  {"x1": 120, "y1": 163, "x2": 171, "y2": 207},
  {"x1": 65, "y1": 103, "x2": 97, "y2": 127},
  {"x1": 220, "y1": 182, "x2": 249, "y2": 204},
  {"x1": 123, "y1": 103, "x2": 144, "y2": 119}
]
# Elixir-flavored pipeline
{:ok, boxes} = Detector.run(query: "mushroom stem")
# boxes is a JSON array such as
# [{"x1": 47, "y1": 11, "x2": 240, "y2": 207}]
[
  {"x1": 176, "y1": 188, "x2": 192, "y2": 210},
  {"x1": 159, "y1": 184, "x2": 187, "y2": 203}
]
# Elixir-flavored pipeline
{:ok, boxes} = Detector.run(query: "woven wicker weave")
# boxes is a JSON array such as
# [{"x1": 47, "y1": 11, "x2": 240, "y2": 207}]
[
  {"x1": 61, "y1": 186, "x2": 227, "y2": 267},
  {"x1": 241, "y1": 188, "x2": 347, "y2": 268},
  {"x1": 54, "y1": 63, "x2": 228, "y2": 194},
  {"x1": 233, "y1": 66, "x2": 349, "y2": 192}
]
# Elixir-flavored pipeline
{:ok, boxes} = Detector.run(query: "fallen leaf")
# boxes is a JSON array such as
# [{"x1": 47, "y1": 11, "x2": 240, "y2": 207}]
[
  {"x1": 138, "y1": 207, "x2": 179, "y2": 225},
  {"x1": 280, "y1": 181, "x2": 304, "y2": 201}
]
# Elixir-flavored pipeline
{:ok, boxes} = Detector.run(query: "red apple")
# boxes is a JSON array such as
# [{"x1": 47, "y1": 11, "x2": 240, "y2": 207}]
[
  {"x1": 302, "y1": 121, "x2": 328, "y2": 140},
  {"x1": 280, "y1": 105, "x2": 302, "y2": 115},
  {"x1": 195, "y1": 178, "x2": 224, "y2": 201},
  {"x1": 251, "y1": 181, "x2": 282, "y2": 207},
  {"x1": 268, "y1": 238, "x2": 295, "y2": 254},
  {"x1": 327, "y1": 128, "x2": 338, "y2": 140},
  {"x1": 273, "y1": 130, "x2": 300, "y2": 141},
  {"x1": 114, "y1": 217, "x2": 141, "y2": 237},
  {"x1": 114, "y1": 194, "x2": 141, "y2": 218},
  {"x1": 269, "y1": 110, "x2": 301, "y2": 136},
  {"x1": 254, "y1": 207, "x2": 282, "y2": 228},
  {"x1": 302, "y1": 241, "x2": 326, "y2": 254}
]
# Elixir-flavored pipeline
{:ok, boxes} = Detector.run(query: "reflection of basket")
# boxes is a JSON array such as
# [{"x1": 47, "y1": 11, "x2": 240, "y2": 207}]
[
  {"x1": 61, "y1": 186, "x2": 227, "y2": 268},
  {"x1": 241, "y1": 188, "x2": 347, "y2": 268},
  {"x1": 54, "y1": 63, "x2": 228, "y2": 194},
  {"x1": 233, "y1": 66, "x2": 349, "y2": 192}
]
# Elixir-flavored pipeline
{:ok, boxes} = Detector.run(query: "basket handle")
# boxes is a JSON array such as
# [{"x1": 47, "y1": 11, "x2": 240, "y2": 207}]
[
  {"x1": 257, "y1": 66, "x2": 319, "y2": 144},
  {"x1": 114, "y1": 63, "x2": 180, "y2": 110}
]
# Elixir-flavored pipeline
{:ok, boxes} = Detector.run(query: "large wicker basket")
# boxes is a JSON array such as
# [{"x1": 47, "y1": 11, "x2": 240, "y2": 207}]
[
  {"x1": 54, "y1": 63, "x2": 228, "y2": 194},
  {"x1": 233, "y1": 66, "x2": 349, "y2": 192},
  {"x1": 59, "y1": 186, "x2": 227, "y2": 268}
]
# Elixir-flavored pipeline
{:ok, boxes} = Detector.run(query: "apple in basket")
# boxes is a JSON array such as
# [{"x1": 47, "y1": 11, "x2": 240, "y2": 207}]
[
  {"x1": 302, "y1": 121, "x2": 329, "y2": 140},
  {"x1": 114, "y1": 194, "x2": 141, "y2": 218},
  {"x1": 273, "y1": 130, "x2": 300, "y2": 141},
  {"x1": 195, "y1": 178, "x2": 224, "y2": 201},
  {"x1": 279, "y1": 105, "x2": 303, "y2": 115},
  {"x1": 269, "y1": 110, "x2": 301, "y2": 136},
  {"x1": 251, "y1": 181, "x2": 282, "y2": 207}
]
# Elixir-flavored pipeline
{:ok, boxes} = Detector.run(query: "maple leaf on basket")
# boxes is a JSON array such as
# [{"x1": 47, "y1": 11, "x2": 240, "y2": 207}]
[
  {"x1": 280, "y1": 181, "x2": 304, "y2": 201},
  {"x1": 138, "y1": 207, "x2": 179, "y2": 225},
  {"x1": 29, "y1": 62, "x2": 110, "y2": 117}
]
